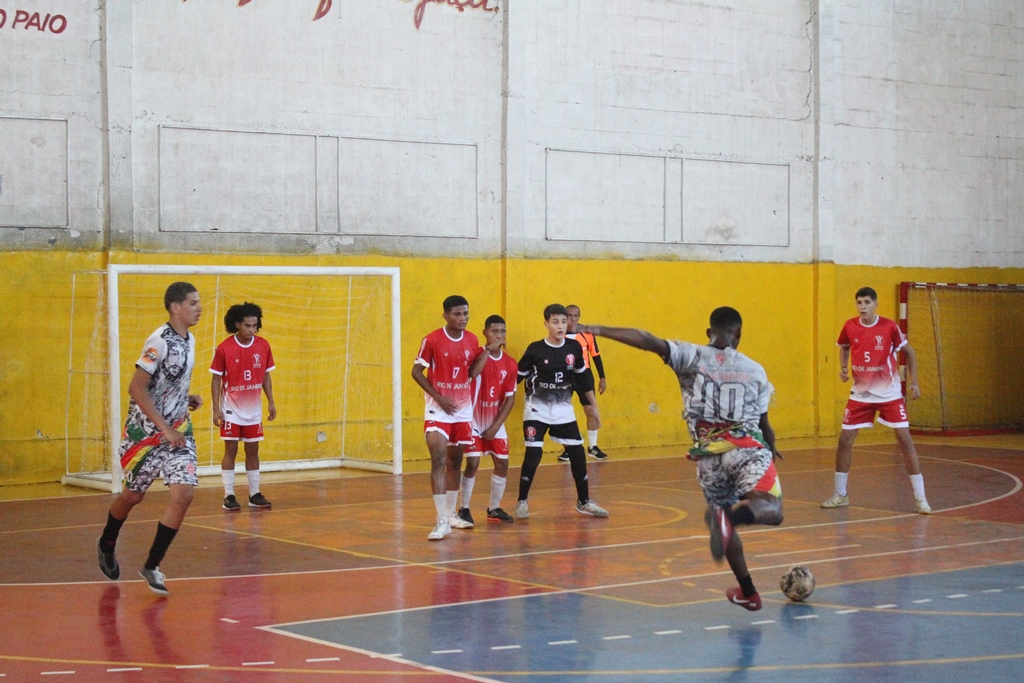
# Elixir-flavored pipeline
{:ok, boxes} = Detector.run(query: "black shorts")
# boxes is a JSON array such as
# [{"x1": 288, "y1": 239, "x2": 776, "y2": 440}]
[
  {"x1": 574, "y1": 369, "x2": 595, "y2": 406},
  {"x1": 523, "y1": 420, "x2": 584, "y2": 446}
]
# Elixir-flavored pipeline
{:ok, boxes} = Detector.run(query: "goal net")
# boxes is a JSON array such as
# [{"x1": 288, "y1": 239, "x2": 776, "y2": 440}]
[
  {"x1": 64, "y1": 265, "x2": 402, "y2": 492},
  {"x1": 900, "y1": 282, "x2": 1024, "y2": 435}
]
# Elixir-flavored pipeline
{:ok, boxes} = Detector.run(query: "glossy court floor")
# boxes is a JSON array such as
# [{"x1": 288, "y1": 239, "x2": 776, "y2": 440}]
[{"x1": 1, "y1": 435, "x2": 1022, "y2": 682}]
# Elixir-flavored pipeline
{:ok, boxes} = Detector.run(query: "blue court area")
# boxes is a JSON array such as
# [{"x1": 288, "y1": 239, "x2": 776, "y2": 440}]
[{"x1": 275, "y1": 562, "x2": 1024, "y2": 682}]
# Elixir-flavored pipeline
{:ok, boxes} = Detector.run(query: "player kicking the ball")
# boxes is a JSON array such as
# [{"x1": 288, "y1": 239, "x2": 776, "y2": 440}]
[
  {"x1": 457, "y1": 315, "x2": 519, "y2": 525},
  {"x1": 580, "y1": 307, "x2": 782, "y2": 611}
]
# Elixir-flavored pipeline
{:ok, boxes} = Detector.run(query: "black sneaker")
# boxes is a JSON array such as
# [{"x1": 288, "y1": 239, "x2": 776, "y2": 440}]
[
  {"x1": 587, "y1": 446, "x2": 608, "y2": 461},
  {"x1": 487, "y1": 507, "x2": 514, "y2": 523},
  {"x1": 557, "y1": 450, "x2": 570, "y2": 462},
  {"x1": 457, "y1": 507, "x2": 475, "y2": 526},
  {"x1": 139, "y1": 566, "x2": 169, "y2": 596},
  {"x1": 222, "y1": 494, "x2": 241, "y2": 511},
  {"x1": 248, "y1": 492, "x2": 272, "y2": 509},
  {"x1": 97, "y1": 537, "x2": 120, "y2": 580}
]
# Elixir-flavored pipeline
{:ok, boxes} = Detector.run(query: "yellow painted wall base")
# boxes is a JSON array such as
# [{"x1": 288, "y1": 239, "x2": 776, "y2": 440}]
[{"x1": 2, "y1": 250, "x2": 1022, "y2": 485}]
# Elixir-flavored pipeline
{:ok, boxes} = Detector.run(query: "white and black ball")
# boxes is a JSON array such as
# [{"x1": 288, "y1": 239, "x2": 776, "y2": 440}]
[{"x1": 780, "y1": 566, "x2": 815, "y2": 602}]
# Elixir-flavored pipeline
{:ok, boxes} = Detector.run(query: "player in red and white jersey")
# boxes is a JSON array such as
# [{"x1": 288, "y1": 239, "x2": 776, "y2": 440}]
[
  {"x1": 411, "y1": 295, "x2": 482, "y2": 541},
  {"x1": 210, "y1": 302, "x2": 277, "y2": 512},
  {"x1": 457, "y1": 315, "x2": 519, "y2": 525},
  {"x1": 822, "y1": 287, "x2": 931, "y2": 514}
]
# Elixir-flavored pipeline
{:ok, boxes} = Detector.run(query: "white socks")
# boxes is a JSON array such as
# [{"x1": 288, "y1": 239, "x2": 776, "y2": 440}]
[
  {"x1": 445, "y1": 490, "x2": 459, "y2": 517},
  {"x1": 221, "y1": 470, "x2": 235, "y2": 496},
  {"x1": 460, "y1": 474, "x2": 476, "y2": 510},
  {"x1": 433, "y1": 494, "x2": 448, "y2": 520},
  {"x1": 835, "y1": 472, "x2": 849, "y2": 497},
  {"x1": 909, "y1": 473, "x2": 926, "y2": 499},
  {"x1": 246, "y1": 469, "x2": 260, "y2": 495},
  {"x1": 588, "y1": 430, "x2": 599, "y2": 449},
  {"x1": 489, "y1": 473, "x2": 507, "y2": 510}
]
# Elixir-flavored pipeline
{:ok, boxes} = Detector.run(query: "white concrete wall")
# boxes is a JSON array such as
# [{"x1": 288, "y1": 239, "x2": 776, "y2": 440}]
[{"x1": 0, "y1": 0, "x2": 1021, "y2": 267}]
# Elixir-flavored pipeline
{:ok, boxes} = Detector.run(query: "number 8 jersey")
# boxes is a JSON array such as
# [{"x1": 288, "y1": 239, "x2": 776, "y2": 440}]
[{"x1": 665, "y1": 341, "x2": 774, "y2": 439}]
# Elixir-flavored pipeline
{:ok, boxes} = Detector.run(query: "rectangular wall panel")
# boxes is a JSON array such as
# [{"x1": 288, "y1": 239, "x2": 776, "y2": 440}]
[
  {"x1": 682, "y1": 159, "x2": 790, "y2": 246},
  {"x1": 545, "y1": 150, "x2": 667, "y2": 242},
  {"x1": 159, "y1": 127, "x2": 317, "y2": 233},
  {"x1": 338, "y1": 138, "x2": 478, "y2": 238},
  {"x1": 0, "y1": 118, "x2": 68, "y2": 228}
]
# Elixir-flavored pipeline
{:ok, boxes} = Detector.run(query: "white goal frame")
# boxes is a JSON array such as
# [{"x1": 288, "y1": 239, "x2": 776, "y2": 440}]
[{"x1": 64, "y1": 264, "x2": 402, "y2": 492}]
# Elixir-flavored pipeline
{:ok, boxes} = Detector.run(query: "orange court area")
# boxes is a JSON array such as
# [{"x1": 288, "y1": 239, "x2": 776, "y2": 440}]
[{"x1": 2, "y1": 436, "x2": 1023, "y2": 682}]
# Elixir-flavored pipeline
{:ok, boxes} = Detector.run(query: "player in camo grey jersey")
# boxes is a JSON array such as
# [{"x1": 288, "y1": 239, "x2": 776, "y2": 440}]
[
  {"x1": 96, "y1": 282, "x2": 204, "y2": 596},
  {"x1": 580, "y1": 307, "x2": 783, "y2": 612}
]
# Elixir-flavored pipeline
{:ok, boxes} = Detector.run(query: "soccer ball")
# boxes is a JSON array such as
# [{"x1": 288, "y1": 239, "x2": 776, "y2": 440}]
[{"x1": 779, "y1": 566, "x2": 815, "y2": 602}]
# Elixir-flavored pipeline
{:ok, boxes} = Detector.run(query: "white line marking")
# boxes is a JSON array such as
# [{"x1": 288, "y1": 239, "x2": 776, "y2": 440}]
[
  {"x1": 41, "y1": 673, "x2": 75, "y2": 676},
  {"x1": 175, "y1": 664, "x2": 210, "y2": 669},
  {"x1": 835, "y1": 609, "x2": 860, "y2": 614},
  {"x1": 982, "y1": 589, "x2": 1003, "y2": 593},
  {"x1": 384, "y1": 653, "x2": 403, "y2": 657},
  {"x1": 107, "y1": 668, "x2": 143, "y2": 672},
  {"x1": 912, "y1": 599, "x2": 932, "y2": 604},
  {"x1": 794, "y1": 614, "x2": 819, "y2": 620},
  {"x1": 602, "y1": 635, "x2": 631, "y2": 641},
  {"x1": 431, "y1": 649, "x2": 463, "y2": 654},
  {"x1": 751, "y1": 620, "x2": 775, "y2": 625},
  {"x1": 756, "y1": 544, "x2": 861, "y2": 558},
  {"x1": 704, "y1": 625, "x2": 730, "y2": 631},
  {"x1": 548, "y1": 640, "x2": 577, "y2": 646},
  {"x1": 654, "y1": 629, "x2": 682, "y2": 635},
  {"x1": 490, "y1": 645, "x2": 521, "y2": 651},
  {"x1": 947, "y1": 594, "x2": 969, "y2": 599},
  {"x1": 242, "y1": 661, "x2": 275, "y2": 666},
  {"x1": 220, "y1": 618, "x2": 239, "y2": 624},
  {"x1": 306, "y1": 657, "x2": 340, "y2": 662},
  {"x1": 874, "y1": 604, "x2": 897, "y2": 609}
]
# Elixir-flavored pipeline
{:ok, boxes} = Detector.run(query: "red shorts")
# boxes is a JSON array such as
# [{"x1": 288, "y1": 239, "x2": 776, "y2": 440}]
[
  {"x1": 465, "y1": 436, "x2": 509, "y2": 459},
  {"x1": 423, "y1": 421, "x2": 473, "y2": 446},
  {"x1": 842, "y1": 398, "x2": 909, "y2": 430},
  {"x1": 220, "y1": 421, "x2": 264, "y2": 442}
]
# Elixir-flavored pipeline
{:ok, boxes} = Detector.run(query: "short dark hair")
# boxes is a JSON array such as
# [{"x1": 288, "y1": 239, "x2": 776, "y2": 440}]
[
  {"x1": 565, "y1": 304, "x2": 580, "y2": 313},
  {"x1": 544, "y1": 303, "x2": 567, "y2": 320},
  {"x1": 855, "y1": 287, "x2": 878, "y2": 301},
  {"x1": 709, "y1": 306, "x2": 742, "y2": 331},
  {"x1": 164, "y1": 282, "x2": 197, "y2": 311},
  {"x1": 443, "y1": 295, "x2": 468, "y2": 313},
  {"x1": 484, "y1": 314, "x2": 506, "y2": 329},
  {"x1": 224, "y1": 302, "x2": 264, "y2": 334}
]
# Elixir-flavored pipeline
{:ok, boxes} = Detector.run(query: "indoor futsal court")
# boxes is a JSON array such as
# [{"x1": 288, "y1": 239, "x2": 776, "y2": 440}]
[{"x1": 2, "y1": 435, "x2": 1022, "y2": 682}]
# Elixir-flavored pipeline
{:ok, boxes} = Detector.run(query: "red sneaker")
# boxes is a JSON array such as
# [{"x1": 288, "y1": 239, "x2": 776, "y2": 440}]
[
  {"x1": 705, "y1": 507, "x2": 733, "y2": 562},
  {"x1": 726, "y1": 587, "x2": 762, "y2": 611}
]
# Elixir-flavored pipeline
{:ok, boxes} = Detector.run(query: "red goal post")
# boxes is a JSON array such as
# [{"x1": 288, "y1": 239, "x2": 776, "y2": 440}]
[{"x1": 899, "y1": 282, "x2": 1024, "y2": 436}]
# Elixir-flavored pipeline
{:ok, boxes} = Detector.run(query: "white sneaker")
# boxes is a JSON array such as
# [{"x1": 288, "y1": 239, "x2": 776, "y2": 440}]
[
  {"x1": 427, "y1": 518, "x2": 451, "y2": 541},
  {"x1": 514, "y1": 499, "x2": 529, "y2": 519},
  {"x1": 915, "y1": 497, "x2": 932, "y2": 515},
  {"x1": 449, "y1": 514, "x2": 473, "y2": 529},
  {"x1": 821, "y1": 494, "x2": 849, "y2": 508},
  {"x1": 575, "y1": 499, "x2": 609, "y2": 518}
]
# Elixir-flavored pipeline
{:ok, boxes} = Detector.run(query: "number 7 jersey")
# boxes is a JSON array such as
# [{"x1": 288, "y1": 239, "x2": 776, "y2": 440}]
[{"x1": 415, "y1": 327, "x2": 480, "y2": 423}]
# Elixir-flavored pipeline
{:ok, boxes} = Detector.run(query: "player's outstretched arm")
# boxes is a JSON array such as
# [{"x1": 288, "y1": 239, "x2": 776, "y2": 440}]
[{"x1": 578, "y1": 325, "x2": 670, "y2": 360}]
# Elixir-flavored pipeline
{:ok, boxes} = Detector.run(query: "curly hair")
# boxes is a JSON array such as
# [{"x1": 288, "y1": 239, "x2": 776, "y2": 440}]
[{"x1": 224, "y1": 302, "x2": 263, "y2": 334}]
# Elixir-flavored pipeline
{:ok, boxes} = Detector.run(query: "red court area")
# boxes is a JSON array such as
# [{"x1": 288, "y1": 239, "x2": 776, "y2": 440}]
[{"x1": 1, "y1": 439, "x2": 1023, "y2": 682}]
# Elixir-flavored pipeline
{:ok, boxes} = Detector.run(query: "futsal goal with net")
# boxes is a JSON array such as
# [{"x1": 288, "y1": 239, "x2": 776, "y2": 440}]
[
  {"x1": 899, "y1": 281, "x2": 1024, "y2": 436},
  {"x1": 64, "y1": 265, "x2": 402, "y2": 492}
]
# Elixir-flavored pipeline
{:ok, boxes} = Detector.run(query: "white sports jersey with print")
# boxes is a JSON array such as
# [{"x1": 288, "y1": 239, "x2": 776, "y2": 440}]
[
  {"x1": 209, "y1": 335, "x2": 275, "y2": 425},
  {"x1": 665, "y1": 341, "x2": 773, "y2": 434},
  {"x1": 127, "y1": 323, "x2": 197, "y2": 437},
  {"x1": 838, "y1": 316, "x2": 906, "y2": 403}
]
